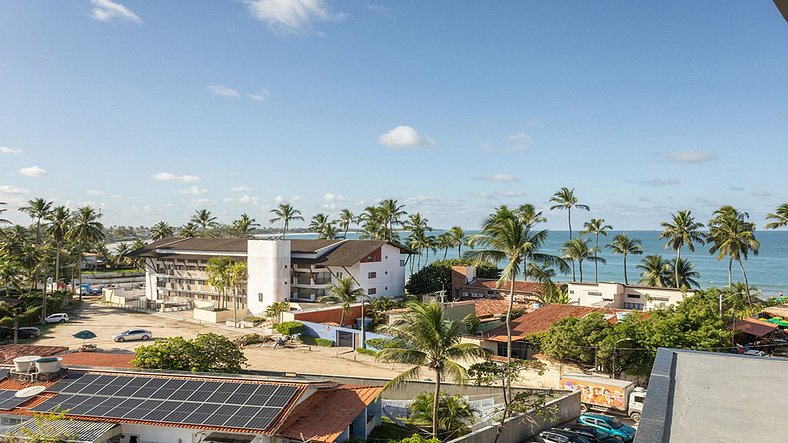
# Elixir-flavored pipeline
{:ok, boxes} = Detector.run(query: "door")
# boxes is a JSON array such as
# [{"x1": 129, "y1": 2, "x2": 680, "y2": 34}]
[{"x1": 337, "y1": 331, "x2": 354, "y2": 348}]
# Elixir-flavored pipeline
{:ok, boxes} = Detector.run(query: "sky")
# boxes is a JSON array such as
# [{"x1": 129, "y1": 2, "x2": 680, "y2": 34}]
[{"x1": 0, "y1": 1, "x2": 786, "y2": 231}]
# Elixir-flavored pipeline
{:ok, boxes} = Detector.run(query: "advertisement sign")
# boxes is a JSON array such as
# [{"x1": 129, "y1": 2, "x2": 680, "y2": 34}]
[{"x1": 561, "y1": 378, "x2": 626, "y2": 411}]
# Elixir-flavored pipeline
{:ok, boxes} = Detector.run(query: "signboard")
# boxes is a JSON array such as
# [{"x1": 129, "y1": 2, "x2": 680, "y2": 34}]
[{"x1": 561, "y1": 378, "x2": 626, "y2": 411}]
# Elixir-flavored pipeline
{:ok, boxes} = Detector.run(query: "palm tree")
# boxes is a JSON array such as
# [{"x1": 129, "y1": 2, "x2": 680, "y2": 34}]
[
  {"x1": 637, "y1": 255, "x2": 671, "y2": 287},
  {"x1": 659, "y1": 210, "x2": 705, "y2": 289},
  {"x1": 308, "y1": 213, "x2": 333, "y2": 235},
  {"x1": 447, "y1": 226, "x2": 465, "y2": 257},
  {"x1": 229, "y1": 261, "x2": 248, "y2": 326},
  {"x1": 0, "y1": 259, "x2": 23, "y2": 297},
  {"x1": 606, "y1": 233, "x2": 643, "y2": 285},
  {"x1": 19, "y1": 197, "x2": 53, "y2": 245},
  {"x1": 379, "y1": 199, "x2": 407, "y2": 241},
  {"x1": 421, "y1": 235, "x2": 437, "y2": 269},
  {"x1": 561, "y1": 237, "x2": 605, "y2": 283},
  {"x1": 232, "y1": 213, "x2": 259, "y2": 237},
  {"x1": 318, "y1": 276, "x2": 365, "y2": 326},
  {"x1": 269, "y1": 203, "x2": 303, "y2": 238},
  {"x1": 581, "y1": 219, "x2": 612, "y2": 282},
  {"x1": 264, "y1": 301, "x2": 290, "y2": 324},
  {"x1": 667, "y1": 258, "x2": 700, "y2": 289},
  {"x1": 179, "y1": 223, "x2": 198, "y2": 238},
  {"x1": 338, "y1": 209, "x2": 355, "y2": 238},
  {"x1": 407, "y1": 392, "x2": 477, "y2": 439},
  {"x1": 318, "y1": 224, "x2": 339, "y2": 240},
  {"x1": 66, "y1": 206, "x2": 106, "y2": 300},
  {"x1": 376, "y1": 301, "x2": 487, "y2": 438},
  {"x1": 113, "y1": 243, "x2": 133, "y2": 268},
  {"x1": 45, "y1": 206, "x2": 71, "y2": 286},
  {"x1": 0, "y1": 202, "x2": 10, "y2": 225},
  {"x1": 150, "y1": 221, "x2": 174, "y2": 240},
  {"x1": 707, "y1": 206, "x2": 760, "y2": 304},
  {"x1": 466, "y1": 206, "x2": 567, "y2": 361},
  {"x1": 549, "y1": 187, "x2": 590, "y2": 240},
  {"x1": 436, "y1": 233, "x2": 454, "y2": 260},
  {"x1": 527, "y1": 263, "x2": 567, "y2": 304},
  {"x1": 206, "y1": 256, "x2": 233, "y2": 310},
  {"x1": 765, "y1": 204, "x2": 788, "y2": 229},
  {"x1": 191, "y1": 209, "x2": 218, "y2": 234}
]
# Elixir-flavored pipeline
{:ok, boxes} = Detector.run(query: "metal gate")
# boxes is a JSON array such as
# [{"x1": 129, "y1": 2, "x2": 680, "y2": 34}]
[{"x1": 337, "y1": 331, "x2": 354, "y2": 348}]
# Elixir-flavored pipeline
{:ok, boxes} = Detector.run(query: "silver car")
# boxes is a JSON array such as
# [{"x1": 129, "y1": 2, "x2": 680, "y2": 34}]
[{"x1": 112, "y1": 329, "x2": 153, "y2": 342}]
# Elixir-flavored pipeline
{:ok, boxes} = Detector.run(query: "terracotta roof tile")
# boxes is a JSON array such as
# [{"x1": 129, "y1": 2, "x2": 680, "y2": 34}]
[
  {"x1": 0, "y1": 345, "x2": 69, "y2": 364},
  {"x1": 278, "y1": 385, "x2": 382, "y2": 442},
  {"x1": 462, "y1": 279, "x2": 546, "y2": 295},
  {"x1": 733, "y1": 318, "x2": 778, "y2": 337},
  {"x1": 474, "y1": 298, "x2": 529, "y2": 318},
  {"x1": 484, "y1": 304, "x2": 607, "y2": 342},
  {"x1": 58, "y1": 352, "x2": 136, "y2": 368}
]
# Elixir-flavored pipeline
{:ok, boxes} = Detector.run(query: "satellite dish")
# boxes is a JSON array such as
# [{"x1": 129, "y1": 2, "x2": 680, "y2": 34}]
[{"x1": 15, "y1": 386, "x2": 46, "y2": 398}]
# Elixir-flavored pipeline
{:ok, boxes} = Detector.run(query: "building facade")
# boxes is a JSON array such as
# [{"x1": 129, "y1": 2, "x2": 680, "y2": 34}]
[
  {"x1": 567, "y1": 282, "x2": 695, "y2": 310},
  {"x1": 130, "y1": 238, "x2": 413, "y2": 316}
]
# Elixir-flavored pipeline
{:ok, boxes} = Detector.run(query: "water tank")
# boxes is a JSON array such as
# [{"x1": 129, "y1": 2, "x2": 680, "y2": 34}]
[
  {"x1": 13, "y1": 356, "x2": 41, "y2": 372},
  {"x1": 35, "y1": 357, "x2": 62, "y2": 373}
]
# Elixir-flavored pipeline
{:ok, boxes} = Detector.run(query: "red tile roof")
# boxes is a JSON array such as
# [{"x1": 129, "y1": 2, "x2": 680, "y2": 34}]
[
  {"x1": 0, "y1": 345, "x2": 69, "y2": 364},
  {"x1": 484, "y1": 304, "x2": 618, "y2": 342},
  {"x1": 278, "y1": 384, "x2": 383, "y2": 442},
  {"x1": 462, "y1": 279, "x2": 546, "y2": 295},
  {"x1": 58, "y1": 352, "x2": 136, "y2": 368},
  {"x1": 474, "y1": 298, "x2": 529, "y2": 318},
  {"x1": 733, "y1": 318, "x2": 778, "y2": 337}
]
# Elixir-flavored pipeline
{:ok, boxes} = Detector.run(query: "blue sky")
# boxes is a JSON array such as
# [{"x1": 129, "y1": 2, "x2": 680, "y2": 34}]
[{"x1": 0, "y1": 1, "x2": 786, "y2": 230}]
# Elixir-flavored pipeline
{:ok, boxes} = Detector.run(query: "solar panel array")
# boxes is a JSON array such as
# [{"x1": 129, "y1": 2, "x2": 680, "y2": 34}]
[
  {"x1": 0, "y1": 368, "x2": 10, "y2": 381},
  {"x1": 33, "y1": 374, "x2": 298, "y2": 430},
  {"x1": 0, "y1": 389, "x2": 29, "y2": 410}
]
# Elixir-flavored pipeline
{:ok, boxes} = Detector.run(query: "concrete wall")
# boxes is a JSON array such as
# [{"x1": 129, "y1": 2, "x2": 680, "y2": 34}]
[
  {"x1": 247, "y1": 240, "x2": 290, "y2": 316},
  {"x1": 446, "y1": 391, "x2": 581, "y2": 443},
  {"x1": 193, "y1": 307, "x2": 247, "y2": 323},
  {"x1": 568, "y1": 282, "x2": 693, "y2": 310},
  {"x1": 299, "y1": 320, "x2": 389, "y2": 348},
  {"x1": 103, "y1": 288, "x2": 145, "y2": 305},
  {"x1": 118, "y1": 423, "x2": 270, "y2": 443},
  {"x1": 293, "y1": 304, "x2": 364, "y2": 326}
]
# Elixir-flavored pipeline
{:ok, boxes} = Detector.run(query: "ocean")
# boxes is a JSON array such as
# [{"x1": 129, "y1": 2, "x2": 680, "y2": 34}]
[{"x1": 284, "y1": 230, "x2": 788, "y2": 295}]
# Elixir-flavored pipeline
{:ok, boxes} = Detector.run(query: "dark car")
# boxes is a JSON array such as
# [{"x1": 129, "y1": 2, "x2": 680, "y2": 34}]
[
  {"x1": 0, "y1": 327, "x2": 40, "y2": 339},
  {"x1": 539, "y1": 428, "x2": 592, "y2": 443},
  {"x1": 559, "y1": 424, "x2": 624, "y2": 443}
]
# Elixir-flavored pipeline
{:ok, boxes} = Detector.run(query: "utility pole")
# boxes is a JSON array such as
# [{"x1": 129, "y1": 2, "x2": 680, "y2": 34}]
[{"x1": 360, "y1": 296, "x2": 366, "y2": 349}]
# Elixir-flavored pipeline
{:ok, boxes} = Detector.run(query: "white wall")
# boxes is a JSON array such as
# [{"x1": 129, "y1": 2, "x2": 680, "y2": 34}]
[
  {"x1": 144, "y1": 258, "x2": 159, "y2": 301},
  {"x1": 118, "y1": 423, "x2": 270, "y2": 443},
  {"x1": 338, "y1": 244, "x2": 406, "y2": 298},
  {"x1": 568, "y1": 282, "x2": 693, "y2": 310},
  {"x1": 247, "y1": 240, "x2": 291, "y2": 316}
]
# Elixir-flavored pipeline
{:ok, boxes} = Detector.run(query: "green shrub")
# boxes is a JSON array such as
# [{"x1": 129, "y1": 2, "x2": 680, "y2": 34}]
[
  {"x1": 364, "y1": 337, "x2": 405, "y2": 350},
  {"x1": 356, "y1": 347, "x2": 378, "y2": 356},
  {"x1": 243, "y1": 316, "x2": 267, "y2": 325},
  {"x1": 234, "y1": 333, "x2": 271, "y2": 346},
  {"x1": 395, "y1": 434, "x2": 441, "y2": 443},
  {"x1": 274, "y1": 321, "x2": 305, "y2": 336},
  {"x1": 300, "y1": 336, "x2": 334, "y2": 347}
]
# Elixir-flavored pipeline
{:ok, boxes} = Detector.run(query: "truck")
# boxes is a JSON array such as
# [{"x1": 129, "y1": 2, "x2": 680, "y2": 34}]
[{"x1": 559, "y1": 373, "x2": 646, "y2": 422}]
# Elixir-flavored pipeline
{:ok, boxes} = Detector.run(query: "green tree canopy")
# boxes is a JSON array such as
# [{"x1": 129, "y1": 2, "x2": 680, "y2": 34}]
[{"x1": 133, "y1": 333, "x2": 247, "y2": 373}]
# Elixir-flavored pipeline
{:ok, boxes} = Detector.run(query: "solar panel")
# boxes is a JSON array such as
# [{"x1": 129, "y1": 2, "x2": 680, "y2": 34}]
[
  {"x1": 0, "y1": 369, "x2": 10, "y2": 381},
  {"x1": 0, "y1": 390, "x2": 28, "y2": 410}
]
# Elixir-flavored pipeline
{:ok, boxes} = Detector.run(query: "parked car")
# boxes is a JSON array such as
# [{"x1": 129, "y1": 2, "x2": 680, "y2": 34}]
[
  {"x1": 539, "y1": 429, "x2": 592, "y2": 443},
  {"x1": 577, "y1": 414, "x2": 636, "y2": 442},
  {"x1": 112, "y1": 329, "x2": 153, "y2": 342},
  {"x1": 17, "y1": 327, "x2": 41, "y2": 337},
  {"x1": 558, "y1": 424, "x2": 624, "y2": 442},
  {"x1": 44, "y1": 313, "x2": 69, "y2": 323},
  {"x1": 0, "y1": 327, "x2": 39, "y2": 339},
  {"x1": 743, "y1": 349, "x2": 767, "y2": 356}
]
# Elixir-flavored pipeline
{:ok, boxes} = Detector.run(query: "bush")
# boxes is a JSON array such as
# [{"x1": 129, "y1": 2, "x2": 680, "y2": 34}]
[
  {"x1": 243, "y1": 316, "x2": 267, "y2": 325},
  {"x1": 274, "y1": 321, "x2": 305, "y2": 336},
  {"x1": 405, "y1": 259, "x2": 500, "y2": 295},
  {"x1": 234, "y1": 333, "x2": 271, "y2": 347},
  {"x1": 356, "y1": 347, "x2": 378, "y2": 356},
  {"x1": 300, "y1": 336, "x2": 334, "y2": 347},
  {"x1": 364, "y1": 337, "x2": 405, "y2": 350},
  {"x1": 134, "y1": 333, "x2": 247, "y2": 373},
  {"x1": 395, "y1": 434, "x2": 441, "y2": 443}
]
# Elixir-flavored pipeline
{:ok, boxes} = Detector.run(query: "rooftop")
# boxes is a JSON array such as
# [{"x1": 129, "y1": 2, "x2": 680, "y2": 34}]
[
  {"x1": 484, "y1": 304, "x2": 633, "y2": 342},
  {"x1": 732, "y1": 318, "x2": 778, "y2": 337},
  {"x1": 58, "y1": 352, "x2": 136, "y2": 369},
  {"x1": 462, "y1": 278, "x2": 547, "y2": 295},
  {"x1": 0, "y1": 344, "x2": 69, "y2": 364}
]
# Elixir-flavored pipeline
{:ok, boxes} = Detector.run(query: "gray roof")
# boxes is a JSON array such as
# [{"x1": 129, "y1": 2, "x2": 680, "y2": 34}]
[
  {"x1": 635, "y1": 348, "x2": 788, "y2": 442},
  {"x1": 1, "y1": 419, "x2": 120, "y2": 443}
]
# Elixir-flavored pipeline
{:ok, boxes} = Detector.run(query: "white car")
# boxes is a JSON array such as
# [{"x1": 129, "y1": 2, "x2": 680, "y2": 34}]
[
  {"x1": 45, "y1": 313, "x2": 69, "y2": 323},
  {"x1": 112, "y1": 329, "x2": 153, "y2": 342}
]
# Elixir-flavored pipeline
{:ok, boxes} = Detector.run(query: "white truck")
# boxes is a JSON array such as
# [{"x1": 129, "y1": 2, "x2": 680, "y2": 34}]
[{"x1": 560, "y1": 373, "x2": 646, "y2": 422}]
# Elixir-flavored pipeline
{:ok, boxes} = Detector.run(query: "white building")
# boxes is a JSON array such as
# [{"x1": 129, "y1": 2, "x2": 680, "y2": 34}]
[
  {"x1": 567, "y1": 281, "x2": 695, "y2": 310},
  {"x1": 130, "y1": 237, "x2": 414, "y2": 316}
]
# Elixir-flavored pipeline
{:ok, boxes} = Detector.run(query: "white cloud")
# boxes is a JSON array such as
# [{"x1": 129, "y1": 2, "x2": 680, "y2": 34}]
[
  {"x1": 208, "y1": 84, "x2": 240, "y2": 97},
  {"x1": 642, "y1": 178, "x2": 679, "y2": 186},
  {"x1": 179, "y1": 186, "x2": 208, "y2": 195},
  {"x1": 90, "y1": 0, "x2": 142, "y2": 23},
  {"x1": 477, "y1": 173, "x2": 519, "y2": 182},
  {"x1": 752, "y1": 190, "x2": 771, "y2": 197},
  {"x1": 223, "y1": 195, "x2": 263, "y2": 205},
  {"x1": 152, "y1": 172, "x2": 200, "y2": 183},
  {"x1": 193, "y1": 198, "x2": 217, "y2": 207},
  {"x1": 507, "y1": 132, "x2": 534, "y2": 150},
  {"x1": 86, "y1": 189, "x2": 105, "y2": 196},
  {"x1": 245, "y1": 0, "x2": 347, "y2": 36},
  {"x1": 0, "y1": 185, "x2": 29, "y2": 195},
  {"x1": 249, "y1": 89, "x2": 271, "y2": 101},
  {"x1": 230, "y1": 186, "x2": 257, "y2": 192},
  {"x1": 323, "y1": 192, "x2": 350, "y2": 202},
  {"x1": 0, "y1": 146, "x2": 23, "y2": 154},
  {"x1": 658, "y1": 149, "x2": 717, "y2": 164},
  {"x1": 19, "y1": 165, "x2": 47, "y2": 177},
  {"x1": 496, "y1": 190, "x2": 525, "y2": 197},
  {"x1": 143, "y1": 204, "x2": 154, "y2": 212},
  {"x1": 378, "y1": 125, "x2": 436, "y2": 147},
  {"x1": 111, "y1": 194, "x2": 124, "y2": 200},
  {"x1": 469, "y1": 191, "x2": 495, "y2": 199},
  {"x1": 273, "y1": 195, "x2": 284, "y2": 204}
]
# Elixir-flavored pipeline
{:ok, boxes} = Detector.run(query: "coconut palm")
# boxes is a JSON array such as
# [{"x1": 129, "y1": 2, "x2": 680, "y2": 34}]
[
  {"x1": 407, "y1": 392, "x2": 477, "y2": 439},
  {"x1": 338, "y1": 209, "x2": 355, "y2": 238},
  {"x1": 150, "y1": 221, "x2": 174, "y2": 240},
  {"x1": 549, "y1": 187, "x2": 590, "y2": 240},
  {"x1": 0, "y1": 202, "x2": 10, "y2": 225},
  {"x1": 206, "y1": 256, "x2": 234, "y2": 310},
  {"x1": 637, "y1": 255, "x2": 671, "y2": 287},
  {"x1": 765, "y1": 204, "x2": 788, "y2": 229},
  {"x1": 113, "y1": 243, "x2": 133, "y2": 268},
  {"x1": 560, "y1": 237, "x2": 605, "y2": 283},
  {"x1": 606, "y1": 233, "x2": 643, "y2": 285},
  {"x1": 437, "y1": 232, "x2": 454, "y2": 260},
  {"x1": 66, "y1": 206, "x2": 106, "y2": 299},
  {"x1": 0, "y1": 225, "x2": 30, "y2": 258},
  {"x1": 269, "y1": 203, "x2": 303, "y2": 238},
  {"x1": 45, "y1": 206, "x2": 71, "y2": 286},
  {"x1": 191, "y1": 209, "x2": 218, "y2": 234},
  {"x1": 376, "y1": 301, "x2": 487, "y2": 438},
  {"x1": 447, "y1": 226, "x2": 465, "y2": 257},
  {"x1": 264, "y1": 301, "x2": 290, "y2": 324},
  {"x1": 19, "y1": 197, "x2": 53, "y2": 244},
  {"x1": 527, "y1": 263, "x2": 567, "y2": 304},
  {"x1": 667, "y1": 258, "x2": 700, "y2": 289},
  {"x1": 232, "y1": 213, "x2": 259, "y2": 238},
  {"x1": 229, "y1": 261, "x2": 248, "y2": 326},
  {"x1": 515, "y1": 203, "x2": 547, "y2": 225},
  {"x1": 379, "y1": 199, "x2": 407, "y2": 241},
  {"x1": 466, "y1": 206, "x2": 567, "y2": 361},
  {"x1": 318, "y1": 276, "x2": 365, "y2": 327},
  {"x1": 0, "y1": 259, "x2": 23, "y2": 297},
  {"x1": 179, "y1": 223, "x2": 198, "y2": 238},
  {"x1": 421, "y1": 235, "x2": 437, "y2": 269},
  {"x1": 308, "y1": 213, "x2": 333, "y2": 236},
  {"x1": 707, "y1": 206, "x2": 760, "y2": 305},
  {"x1": 659, "y1": 210, "x2": 705, "y2": 289},
  {"x1": 581, "y1": 218, "x2": 613, "y2": 282}
]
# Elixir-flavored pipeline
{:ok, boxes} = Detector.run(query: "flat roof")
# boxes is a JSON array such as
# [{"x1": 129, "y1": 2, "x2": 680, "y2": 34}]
[{"x1": 635, "y1": 348, "x2": 788, "y2": 442}]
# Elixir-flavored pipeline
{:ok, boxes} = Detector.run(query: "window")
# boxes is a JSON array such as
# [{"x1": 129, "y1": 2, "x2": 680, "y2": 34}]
[
  {"x1": 588, "y1": 291, "x2": 603, "y2": 296},
  {"x1": 368, "y1": 272, "x2": 377, "y2": 279},
  {"x1": 623, "y1": 302, "x2": 644, "y2": 310},
  {"x1": 258, "y1": 293, "x2": 264, "y2": 302},
  {"x1": 368, "y1": 288, "x2": 376, "y2": 295},
  {"x1": 627, "y1": 293, "x2": 641, "y2": 299}
]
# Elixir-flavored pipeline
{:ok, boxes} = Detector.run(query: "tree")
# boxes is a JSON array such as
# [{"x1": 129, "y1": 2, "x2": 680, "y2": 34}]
[
  {"x1": 637, "y1": 255, "x2": 671, "y2": 287},
  {"x1": 232, "y1": 213, "x2": 259, "y2": 237},
  {"x1": 113, "y1": 243, "x2": 133, "y2": 268},
  {"x1": 229, "y1": 261, "x2": 248, "y2": 327},
  {"x1": 377, "y1": 301, "x2": 487, "y2": 438},
  {"x1": 264, "y1": 301, "x2": 290, "y2": 324},
  {"x1": 764, "y1": 203, "x2": 788, "y2": 229},
  {"x1": 309, "y1": 213, "x2": 332, "y2": 234},
  {"x1": 269, "y1": 203, "x2": 303, "y2": 238},
  {"x1": 206, "y1": 256, "x2": 234, "y2": 310},
  {"x1": 380, "y1": 198, "x2": 407, "y2": 241},
  {"x1": 133, "y1": 333, "x2": 247, "y2": 373},
  {"x1": 66, "y1": 206, "x2": 105, "y2": 299},
  {"x1": 358, "y1": 205, "x2": 386, "y2": 240},
  {"x1": 0, "y1": 202, "x2": 10, "y2": 225},
  {"x1": 436, "y1": 232, "x2": 454, "y2": 260},
  {"x1": 0, "y1": 260, "x2": 23, "y2": 298},
  {"x1": 707, "y1": 206, "x2": 760, "y2": 305},
  {"x1": 179, "y1": 222, "x2": 198, "y2": 238},
  {"x1": 318, "y1": 276, "x2": 365, "y2": 326},
  {"x1": 405, "y1": 259, "x2": 499, "y2": 296},
  {"x1": 338, "y1": 209, "x2": 355, "y2": 238},
  {"x1": 659, "y1": 210, "x2": 705, "y2": 289},
  {"x1": 19, "y1": 197, "x2": 53, "y2": 245},
  {"x1": 606, "y1": 233, "x2": 643, "y2": 285},
  {"x1": 667, "y1": 258, "x2": 700, "y2": 289},
  {"x1": 447, "y1": 226, "x2": 465, "y2": 258},
  {"x1": 150, "y1": 221, "x2": 174, "y2": 240},
  {"x1": 549, "y1": 187, "x2": 590, "y2": 240},
  {"x1": 191, "y1": 209, "x2": 218, "y2": 234},
  {"x1": 560, "y1": 237, "x2": 605, "y2": 283},
  {"x1": 466, "y1": 206, "x2": 567, "y2": 362},
  {"x1": 45, "y1": 206, "x2": 71, "y2": 287},
  {"x1": 408, "y1": 391, "x2": 477, "y2": 439},
  {"x1": 527, "y1": 263, "x2": 567, "y2": 304},
  {"x1": 581, "y1": 218, "x2": 612, "y2": 282}
]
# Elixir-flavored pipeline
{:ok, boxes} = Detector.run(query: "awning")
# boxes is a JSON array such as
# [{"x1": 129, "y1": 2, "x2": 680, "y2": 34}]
[{"x1": 1, "y1": 419, "x2": 120, "y2": 443}]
